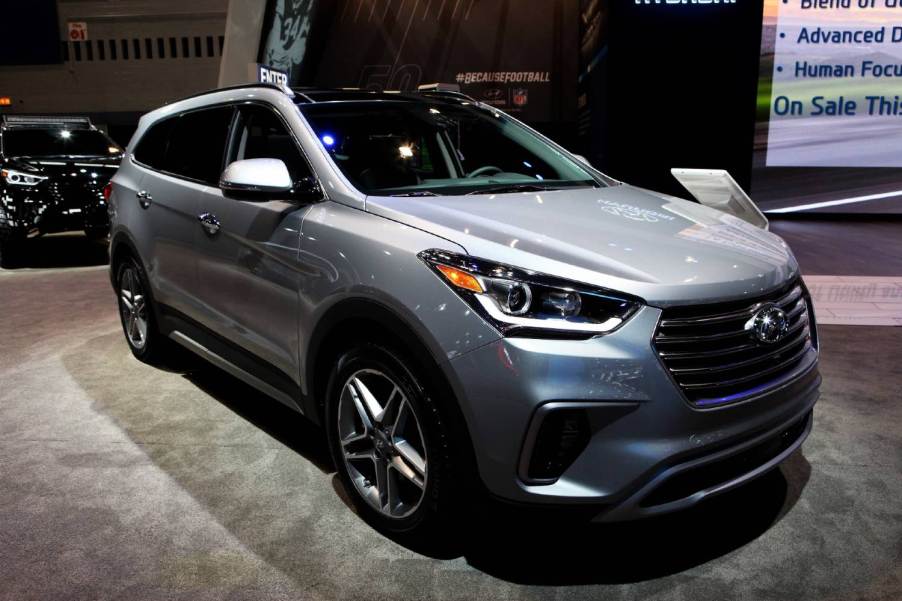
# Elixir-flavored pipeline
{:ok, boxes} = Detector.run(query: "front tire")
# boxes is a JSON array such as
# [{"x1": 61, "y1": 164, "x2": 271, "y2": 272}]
[{"x1": 325, "y1": 343, "x2": 458, "y2": 539}]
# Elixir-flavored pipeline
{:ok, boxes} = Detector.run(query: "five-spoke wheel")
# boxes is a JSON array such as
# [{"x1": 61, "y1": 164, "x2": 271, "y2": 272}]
[
  {"x1": 338, "y1": 369, "x2": 428, "y2": 519},
  {"x1": 327, "y1": 344, "x2": 462, "y2": 537}
]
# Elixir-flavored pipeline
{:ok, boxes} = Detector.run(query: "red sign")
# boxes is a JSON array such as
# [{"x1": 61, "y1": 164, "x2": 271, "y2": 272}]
[{"x1": 68, "y1": 22, "x2": 88, "y2": 42}]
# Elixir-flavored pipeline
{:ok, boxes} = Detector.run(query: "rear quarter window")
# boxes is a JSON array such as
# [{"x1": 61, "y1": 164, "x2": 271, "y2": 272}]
[{"x1": 133, "y1": 118, "x2": 174, "y2": 170}]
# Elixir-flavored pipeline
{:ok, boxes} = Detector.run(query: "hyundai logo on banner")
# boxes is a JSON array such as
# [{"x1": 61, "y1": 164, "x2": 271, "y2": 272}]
[{"x1": 257, "y1": 64, "x2": 289, "y2": 86}]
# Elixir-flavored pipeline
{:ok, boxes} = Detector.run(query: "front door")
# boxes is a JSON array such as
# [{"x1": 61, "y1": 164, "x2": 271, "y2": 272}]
[{"x1": 194, "y1": 103, "x2": 317, "y2": 395}]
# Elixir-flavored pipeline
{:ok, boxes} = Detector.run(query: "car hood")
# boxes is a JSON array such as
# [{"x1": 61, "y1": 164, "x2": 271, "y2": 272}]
[{"x1": 365, "y1": 184, "x2": 799, "y2": 306}]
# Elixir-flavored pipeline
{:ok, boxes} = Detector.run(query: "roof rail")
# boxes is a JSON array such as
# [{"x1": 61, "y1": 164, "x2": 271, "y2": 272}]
[
  {"x1": 1, "y1": 115, "x2": 93, "y2": 128},
  {"x1": 166, "y1": 82, "x2": 475, "y2": 106},
  {"x1": 417, "y1": 83, "x2": 460, "y2": 92},
  {"x1": 167, "y1": 82, "x2": 293, "y2": 105},
  {"x1": 415, "y1": 89, "x2": 476, "y2": 102},
  {"x1": 414, "y1": 82, "x2": 475, "y2": 101}
]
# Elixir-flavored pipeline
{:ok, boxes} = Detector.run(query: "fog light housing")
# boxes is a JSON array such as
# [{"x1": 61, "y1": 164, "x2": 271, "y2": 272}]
[{"x1": 524, "y1": 408, "x2": 591, "y2": 483}]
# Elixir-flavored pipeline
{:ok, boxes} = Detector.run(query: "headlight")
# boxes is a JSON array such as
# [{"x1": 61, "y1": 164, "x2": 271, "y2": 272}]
[
  {"x1": 1, "y1": 168, "x2": 48, "y2": 186},
  {"x1": 419, "y1": 249, "x2": 642, "y2": 338}
]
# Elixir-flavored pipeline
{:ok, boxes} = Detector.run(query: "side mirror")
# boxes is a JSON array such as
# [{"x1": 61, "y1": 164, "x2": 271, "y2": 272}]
[
  {"x1": 220, "y1": 158, "x2": 293, "y2": 197},
  {"x1": 293, "y1": 175, "x2": 322, "y2": 199}
]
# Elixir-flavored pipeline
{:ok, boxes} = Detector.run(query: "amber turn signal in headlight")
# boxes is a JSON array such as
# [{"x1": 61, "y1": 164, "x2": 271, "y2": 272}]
[
  {"x1": 420, "y1": 249, "x2": 642, "y2": 339},
  {"x1": 436, "y1": 264, "x2": 484, "y2": 293}
]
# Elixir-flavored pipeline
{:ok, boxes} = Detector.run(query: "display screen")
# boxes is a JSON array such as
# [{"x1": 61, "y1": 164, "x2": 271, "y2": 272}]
[{"x1": 752, "y1": 0, "x2": 902, "y2": 213}]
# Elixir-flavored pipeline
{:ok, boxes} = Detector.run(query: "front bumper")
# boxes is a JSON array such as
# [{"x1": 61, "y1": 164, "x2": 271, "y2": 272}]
[
  {"x1": 447, "y1": 305, "x2": 820, "y2": 520},
  {"x1": 0, "y1": 184, "x2": 109, "y2": 238}
]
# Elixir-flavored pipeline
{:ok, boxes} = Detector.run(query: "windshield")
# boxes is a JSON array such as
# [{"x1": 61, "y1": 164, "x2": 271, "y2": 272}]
[
  {"x1": 3, "y1": 128, "x2": 121, "y2": 158},
  {"x1": 299, "y1": 100, "x2": 606, "y2": 196}
]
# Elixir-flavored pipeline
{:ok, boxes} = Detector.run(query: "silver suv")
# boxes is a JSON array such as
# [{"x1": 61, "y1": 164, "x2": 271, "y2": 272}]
[{"x1": 109, "y1": 84, "x2": 820, "y2": 537}]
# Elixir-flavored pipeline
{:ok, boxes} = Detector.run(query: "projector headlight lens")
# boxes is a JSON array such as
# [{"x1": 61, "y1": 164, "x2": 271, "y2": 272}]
[
  {"x1": 1, "y1": 168, "x2": 47, "y2": 186},
  {"x1": 420, "y1": 249, "x2": 642, "y2": 338}
]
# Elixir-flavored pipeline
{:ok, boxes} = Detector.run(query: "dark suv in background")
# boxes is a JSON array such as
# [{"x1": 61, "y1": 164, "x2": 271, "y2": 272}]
[{"x1": 0, "y1": 115, "x2": 123, "y2": 267}]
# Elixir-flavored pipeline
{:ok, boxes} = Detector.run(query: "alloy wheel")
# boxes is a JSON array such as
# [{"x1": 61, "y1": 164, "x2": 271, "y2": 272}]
[
  {"x1": 337, "y1": 368, "x2": 428, "y2": 519},
  {"x1": 118, "y1": 265, "x2": 149, "y2": 350}
]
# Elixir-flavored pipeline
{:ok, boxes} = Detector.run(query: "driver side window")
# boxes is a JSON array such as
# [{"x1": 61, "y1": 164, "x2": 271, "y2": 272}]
[{"x1": 230, "y1": 105, "x2": 312, "y2": 184}]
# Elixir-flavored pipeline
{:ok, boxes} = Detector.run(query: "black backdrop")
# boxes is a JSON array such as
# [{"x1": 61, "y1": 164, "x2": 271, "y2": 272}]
[
  {"x1": 597, "y1": 1, "x2": 765, "y2": 197},
  {"x1": 258, "y1": 0, "x2": 765, "y2": 198},
  {"x1": 0, "y1": 0, "x2": 60, "y2": 65}
]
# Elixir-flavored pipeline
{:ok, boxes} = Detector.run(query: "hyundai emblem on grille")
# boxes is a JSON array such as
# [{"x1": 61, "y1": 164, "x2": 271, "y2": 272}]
[{"x1": 747, "y1": 304, "x2": 790, "y2": 344}]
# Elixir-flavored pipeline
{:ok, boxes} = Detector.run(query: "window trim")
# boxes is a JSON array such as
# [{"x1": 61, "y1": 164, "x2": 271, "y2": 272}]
[
  {"x1": 224, "y1": 101, "x2": 318, "y2": 187},
  {"x1": 131, "y1": 100, "x2": 324, "y2": 200}
]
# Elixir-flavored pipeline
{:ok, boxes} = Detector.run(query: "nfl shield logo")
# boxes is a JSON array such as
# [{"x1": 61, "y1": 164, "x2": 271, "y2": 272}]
[{"x1": 512, "y1": 88, "x2": 528, "y2": 107}]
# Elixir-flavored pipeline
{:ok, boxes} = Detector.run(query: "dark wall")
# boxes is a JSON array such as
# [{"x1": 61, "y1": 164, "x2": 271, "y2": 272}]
[
  {"x1": 259, "y1": 0, "x2": 578, "y2": 132},
  {"x1": 258, "y1": 0, "x2": 765, "y2": 198},
  {"x1": 0, "y1": 0, "x2": 61, "y2": 65},
  {"x1": 603, "y1": 2, "x2": 764, "y2": 196}
]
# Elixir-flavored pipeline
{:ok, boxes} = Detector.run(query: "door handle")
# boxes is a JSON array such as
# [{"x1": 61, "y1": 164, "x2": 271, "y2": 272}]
[
  {"x1": 197, "y1": 212, "x2": 221, "y2": 235},
  {"x1": 136, "y1": 190, "x2": 152, "y2": 209}
]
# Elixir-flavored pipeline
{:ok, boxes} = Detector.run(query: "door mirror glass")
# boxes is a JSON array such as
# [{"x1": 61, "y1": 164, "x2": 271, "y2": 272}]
[
  {"x1": 220, "y1": 158, "x2": 292, "y2": 196},
  {"x1": 293, "y1": 175, "x2": 321, "y2": 198}
]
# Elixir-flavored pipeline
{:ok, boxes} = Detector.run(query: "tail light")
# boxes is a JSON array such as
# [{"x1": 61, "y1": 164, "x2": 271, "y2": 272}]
[{"x1": 103, "y1": 182, "x2": 113, "y2": 201}]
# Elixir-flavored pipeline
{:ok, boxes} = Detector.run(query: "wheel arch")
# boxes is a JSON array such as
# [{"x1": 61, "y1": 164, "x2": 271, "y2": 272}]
[
  {"x1": 109, "y1": 230, "x2": 165, "y2": 329},
  {"x1": 304, "y1": 298, "x2": 475, "y2": 458},
  {"x1": 109, "y1": 230, "x2": 142, "y2": 288}
]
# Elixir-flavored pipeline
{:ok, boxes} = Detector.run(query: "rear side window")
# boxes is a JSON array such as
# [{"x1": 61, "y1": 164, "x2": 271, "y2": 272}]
[
  {"x1": 134, "y1": 106, "x2": 233, "y2": 185},
  {"x1": 166, "y1": 107, "x2": 233, "y2": 184}
]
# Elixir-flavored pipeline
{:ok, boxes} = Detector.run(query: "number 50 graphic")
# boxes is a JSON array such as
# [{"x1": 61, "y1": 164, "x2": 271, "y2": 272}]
[{"x1": 359, "y1": 64, "x2": 424, "y2": 91}]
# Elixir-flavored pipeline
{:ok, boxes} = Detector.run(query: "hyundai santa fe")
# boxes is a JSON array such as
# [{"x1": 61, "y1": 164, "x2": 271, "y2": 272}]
[
  {"x1": 108, "y1": 83, "x2": 820, "y2": 537},
  {"x1": 1, "y1": 115, "x2": 122, "y2": 267}
]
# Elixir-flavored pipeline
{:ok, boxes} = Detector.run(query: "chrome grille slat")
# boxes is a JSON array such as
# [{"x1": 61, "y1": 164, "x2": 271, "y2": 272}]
[
  {"x1": 655, "y1": 328, "x2": 750, "y2": 344},
  {"x1": 656, "y1": 313, "x2": 808, "y2": 348},
  {"x1": 658, "y1": 343, "x2": 758, "y2": 360},
  {"x1": 678, "y1": 342, "x2": 812, "y2": 389},
  {"x1": 668, "y1": 327, "x2": 810, "y2": 375},
  {"x1": 659, "y1": 286, "x2": 802, "y2": 327},
  {"x1": 654, "y1": 281, "x2": 814, "y2": 406}
]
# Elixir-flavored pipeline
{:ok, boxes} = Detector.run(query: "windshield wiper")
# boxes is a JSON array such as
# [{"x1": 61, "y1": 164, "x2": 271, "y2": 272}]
[
  {"x1": 465, "y1": 184, "x2": 552, "y2": 195},
  {"x1": 390, "y1": 191, "x2": 439, "y2": 197}
]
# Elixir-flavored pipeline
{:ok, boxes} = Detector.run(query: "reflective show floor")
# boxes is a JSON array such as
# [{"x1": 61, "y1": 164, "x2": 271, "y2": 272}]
[{"x1": 1, "y1": 261, "x2": 900, "y2": 600}]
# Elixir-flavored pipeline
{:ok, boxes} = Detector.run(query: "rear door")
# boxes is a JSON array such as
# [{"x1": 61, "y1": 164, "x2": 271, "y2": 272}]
[
  {"x1": 193, "y1": 103, "x2": 316, "y2": 391},
  {"x1": 135, "y1": 106, "x2": 233, "y2": 322}
]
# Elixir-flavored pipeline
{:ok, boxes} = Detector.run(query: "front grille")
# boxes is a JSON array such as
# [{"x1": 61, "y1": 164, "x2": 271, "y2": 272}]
[
  {"x1": 654, "y1": 280, "x2": 816, "y2": 406},
  {"x1": 47, "y1": 181, "x2": 104, "y2": 206}
]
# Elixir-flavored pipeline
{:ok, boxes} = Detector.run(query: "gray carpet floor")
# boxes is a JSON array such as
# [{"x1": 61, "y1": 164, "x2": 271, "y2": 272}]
[{"x1": 1, "y1": 264, "x2": 900, "y2": 601}]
